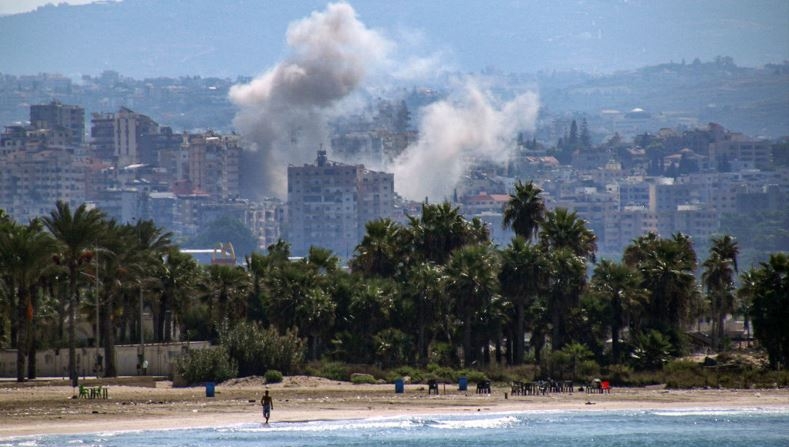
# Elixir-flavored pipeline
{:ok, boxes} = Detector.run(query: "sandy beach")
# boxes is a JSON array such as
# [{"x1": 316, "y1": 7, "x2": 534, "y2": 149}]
[{"x1": 1, "y1": 376, "x2": 788, "y2": 438}]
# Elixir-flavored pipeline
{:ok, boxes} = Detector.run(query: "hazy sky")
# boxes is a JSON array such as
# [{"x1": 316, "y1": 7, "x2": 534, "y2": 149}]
[
  {"x1": 2, "y1": 0, "x2": 787, "y2": 77},
  {"x1": 0, "y1": 0, "x2": 100, "y2": 15}
]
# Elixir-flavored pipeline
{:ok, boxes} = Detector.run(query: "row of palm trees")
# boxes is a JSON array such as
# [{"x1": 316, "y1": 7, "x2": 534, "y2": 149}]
[{"x1": 0, "y1": 183, "x2": 756, "y2": 381}]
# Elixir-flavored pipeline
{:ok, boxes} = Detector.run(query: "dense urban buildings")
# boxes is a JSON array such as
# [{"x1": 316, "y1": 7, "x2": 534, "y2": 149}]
[
  {"x1": 1, "y1": 84, "x2": 787, "y2": 263},
  {"x1": 286, "y1": 150, "x2": 395, "y2": 258}
]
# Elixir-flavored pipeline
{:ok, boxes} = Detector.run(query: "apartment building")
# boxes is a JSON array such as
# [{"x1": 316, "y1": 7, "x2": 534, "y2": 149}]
[
  {"x1": 184, "y1": 131, "x2": 241, "y2": 201},
  {"x1": 29, "y1": 100, "x2": 85, "y2": 147},
  {"x1": 0, "y1": 148, "x2": 87, "y2": 222},
  {"x1": 90, "y1": 107, "x2": 159, "y2": 165},
  {"x1": 286, "y1": 150, "x2": 394, "y2": 258}
]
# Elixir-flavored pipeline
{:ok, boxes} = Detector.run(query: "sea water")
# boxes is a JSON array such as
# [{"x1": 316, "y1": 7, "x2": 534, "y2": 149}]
[{"x1": 3, "y1": 408, "x2": 788, "y2": 446}]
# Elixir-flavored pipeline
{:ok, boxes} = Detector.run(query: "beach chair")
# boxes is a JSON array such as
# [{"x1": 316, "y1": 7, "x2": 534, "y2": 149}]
[
  {"x1": 78, "y1": 385, "x2": 88, "y2": 399},
  {"x1": 601, "y1": 381, "x2": 611, "y2": 394},
  {"x1": 476, "y1": 380, "x2": 491, "y2": 394},
  {"x1": 428, "y1": 380, "x2": 440, "y2": 395}
]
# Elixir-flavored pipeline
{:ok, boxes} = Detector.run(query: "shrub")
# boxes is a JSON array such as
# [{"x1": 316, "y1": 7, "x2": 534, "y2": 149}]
[
  {"x1": 664, "y1": 360, "x2": 706, "y2": 389},
  {"x1": 605, "y1": 364, "x2": 633, "y2": 386},
  {"x1": 392, "y1": 366, "x2": 424, "y2": 383},
  {"x1": 265, "y1": 369, "x2": 283, "y2": 384},
  {"x1": 310, "y1": 361, "x2": 350, "y2": 381},
  {"x1": 578, "y1": 359, "x2": 601, "y2": 381},
  {"x1": 630, "y1": 330, "x2": 673, "y2": 370},
  {"x1": 460, "y1": 369, "x2": 488, "y2": 383},
  {"x1": 426, "y1": 366, "x2": 456, "y2": 383},
  {"x1": 220, "y1": 322, "x2": 305, "y2": 376},
  {"x1": 428, "y1": 342, "x2": 457, "y2": 367},
  {"x1": 374, "y1": 328, "x2": 413, "y2": 369},
  {"x1": 176, "y1": 346, "x2": 238, "y2": 386},
  {"x1": 350, "y1": 373, "x2": 377, "y2": 384}
]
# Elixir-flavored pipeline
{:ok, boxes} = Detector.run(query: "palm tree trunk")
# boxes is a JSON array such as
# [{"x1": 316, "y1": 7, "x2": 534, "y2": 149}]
[
  {"x1": 551, "y1": 301, "x2": 563, "y2": 350},
  {"x1": 102, "y1": 292, "x2": 117, "y2": 377},
  {"x1": 26, "y1": 286, "x2": 38, "y2": 379},
  {"x1": 611, "y1": 297, "x2": 622, "y2": 363},
  {"x1": 67, "y1": 273, "x2": 78, "y2": 386},
  {"x1": 16, "y1": 290, "x2": 26, "y2": 382},
  {"x1": 515, "y1": 300, "x2": 525, "y2": 364},
  {"x1": 463, "y1": 314, "x2": 473, "y2": 367}
]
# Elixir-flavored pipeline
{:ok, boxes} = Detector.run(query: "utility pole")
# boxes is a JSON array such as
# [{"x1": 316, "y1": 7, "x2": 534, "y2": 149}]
[
  {"x1": 139, "y1": 284, "x2": 146, "y2": 375},
  {"x1": 95, "y1": 246, "x2": 100, "y2": 377}
]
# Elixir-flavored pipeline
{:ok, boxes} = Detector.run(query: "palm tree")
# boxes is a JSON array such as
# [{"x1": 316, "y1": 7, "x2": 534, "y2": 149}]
[
  {"x1": 132, "y1": 220, "x2": 173, "y2": 342},
  {"x1": 43, "y1": 201, "x2": 106, "y2": 384},
  {"x1": 401, "y1": 261, "x2": 447, "y2": 365},
  {"x1": 746, "y1": 254, "x2": 789, "y2": 368},
  {"x1": 351, "y1": 218, "x2": 404, "y2": 278},
  {"x1": 502, "y1": 180, "x2": 545, "y2": 242},
  {"x1": 703, "y1": 235, "x2": 739, "y2": 351},
  {"x1": 589, "y1": 260, "x2": 646, "y2": 363},
  {"x1": 198, "y1": 264, "x2": 250, "y2": 338},
  {"x1": 92, "y1": 219, "x2": 132, "y2": 376},
  {"x1": 499, "y1": 237, "x2": 547, "y2": 364},
  {"x1": 545, "y1": 248, "x2": 587, "y2": 350},
  {"x1": 624, "y1": 233, "x2": 697, "y2": 353},
  {"x1": 445, "y1": 244, "x2": 500, "y2": 367},
  {"x1": 408, "y1": 202, "x2": 483, "y2": 265},
  {"x1": 159, "y1": 247, "x2": 201, "y2": 340},
  {"x1": 0, "y1": 219, "x2": 56, "y2": 381},
  {"x1": 539, "y1": 208, "x2": 597, "y2": 261}
]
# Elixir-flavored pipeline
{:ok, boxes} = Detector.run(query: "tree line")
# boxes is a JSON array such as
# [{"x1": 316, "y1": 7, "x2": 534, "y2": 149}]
[{"x1": 1, "y1": 183, "x2": 787, "y2": 383}]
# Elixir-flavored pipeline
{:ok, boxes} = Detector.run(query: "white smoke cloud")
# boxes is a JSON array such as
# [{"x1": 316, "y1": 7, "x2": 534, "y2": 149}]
[
  {"x1": 391, "y1": 80, "x2": 539, "y2": 201},
  {"x1": 229, "y1": 2, "x2": 391, "y2": 197}
]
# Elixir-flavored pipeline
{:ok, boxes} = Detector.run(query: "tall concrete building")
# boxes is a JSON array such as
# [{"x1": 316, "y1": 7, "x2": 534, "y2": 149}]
[
  {"x1": 90, "y1": 107, "x2": 159, "y2": 165},
  {"x1": 286, "y1": 150, "x2": 394, "y2": 258},
  {"x1": 184, "y1": 131, "x2": 241, "y2": 200},
  {"x1": 30, "y1": 100, "x2": 85, "y2": 147},
  {"x1": 0, "y1": 148, "x2": 87, "y2": 222}
]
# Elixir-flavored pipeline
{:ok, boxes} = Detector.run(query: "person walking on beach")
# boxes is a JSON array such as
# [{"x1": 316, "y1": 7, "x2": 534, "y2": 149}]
[{"x1": 261, "y1": 390, "x2": 273, "y2": 424}]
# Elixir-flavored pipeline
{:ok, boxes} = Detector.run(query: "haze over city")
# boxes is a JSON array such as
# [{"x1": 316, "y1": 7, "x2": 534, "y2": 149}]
[{"x1": 2, "y1": 3, "x2": 789, "y2": 442}]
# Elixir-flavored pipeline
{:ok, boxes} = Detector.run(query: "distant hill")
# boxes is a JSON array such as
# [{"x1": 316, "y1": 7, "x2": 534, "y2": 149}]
[
  {"x1": 2, "y1": 0, "x2": 788, "y2": 78},
  {"x1": 537, "y1": 60, "x2": 789, "y2": 138}
]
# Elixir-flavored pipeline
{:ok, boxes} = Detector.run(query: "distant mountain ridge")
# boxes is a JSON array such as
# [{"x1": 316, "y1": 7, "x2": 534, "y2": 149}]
[{"x1": 2, "y1": 0, "x2": 788, "y2": 78}]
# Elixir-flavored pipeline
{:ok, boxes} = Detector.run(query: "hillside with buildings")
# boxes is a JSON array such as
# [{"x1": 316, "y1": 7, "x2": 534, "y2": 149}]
[{"x1": 2, "y1": 94, "x2": 787, "y2": 265}]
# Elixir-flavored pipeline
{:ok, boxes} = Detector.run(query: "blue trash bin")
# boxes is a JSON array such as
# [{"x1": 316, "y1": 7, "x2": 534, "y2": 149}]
[
  {"x1": 394, "y1": 378, "x2": 404, "y2": 394},
  {"x1": 205, "y1": 382, "x2": 215, "y2": 398},
  {"x1": 458, "y1": 376, "x2": 468, "y2": 391}
]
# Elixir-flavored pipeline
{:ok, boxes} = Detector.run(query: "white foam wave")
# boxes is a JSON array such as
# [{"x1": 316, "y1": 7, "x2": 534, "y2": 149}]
[
  {"x1": 223, "y1": 414, "x2": 523, "y2": 434},
  {"x1": 652, "y1": 407, "x2": 789, "y2": 417}
]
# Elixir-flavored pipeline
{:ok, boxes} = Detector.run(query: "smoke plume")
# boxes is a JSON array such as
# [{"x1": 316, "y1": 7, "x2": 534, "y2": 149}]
[
  {"x1": 230, "y1": 2, "x2": 390, "y2": 197},
  {"x1": 392, "y1": 80, "x2": 539, "y2": 201}
]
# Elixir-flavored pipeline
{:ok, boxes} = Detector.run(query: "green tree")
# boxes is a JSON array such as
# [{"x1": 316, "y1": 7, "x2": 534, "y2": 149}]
[
  {"x1": 408, "y1": 202, "x2": 486, "y2": 265},
  {"x1": 152, "y1": 247, "x2": 200, "y2": 342},
  {"x1": 400, "y1": 261, "x2": 446, "y2": 365},
  {"x1": 588, "y1": 260, "x2": 646, "y2": 363},
  {"x1": 748, "y1": 253, "x2": 789, "y2": 369},
  {"x1": 545, "y1": 248, "x2": 587, "y2": 350},
  {"x1": 502, "y1": 180, "x2": 545, "y2": 242},
  {"x1": 0, "y1": 218, "x2": 56, "y2": 381},
  {"x1": 539, "y1": 208, "x2": 597, "y2": 261},
  {"x1": 187, "y1": 216, "x2": 258, "y2": 259},
  {"x1": 445, "y1": 244, "x2": 500, "y2": 367},
  {"x1": 624, "y1": 233, "x2": 698, "y2": 354},
  {"x1": 351, "y1": 218, "x2": 404, "y2": 278},
  {"x1": 702, "y1": 235, "x2": 739, "y2": 351},
  {"x1": 499, "y1": 237, "x2": 547, "y2": 364},
  {"x1": 197, "y1": 264, "x2": 250, "y2": 340},
  {"x1": 43, "y1": 201, "x2": 106, "y2": 383}
]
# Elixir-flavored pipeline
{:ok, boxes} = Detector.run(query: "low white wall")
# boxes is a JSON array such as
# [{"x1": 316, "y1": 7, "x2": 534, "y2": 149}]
[{"x1": 0, "y1": 341, "x2": 210, "y2": 378}]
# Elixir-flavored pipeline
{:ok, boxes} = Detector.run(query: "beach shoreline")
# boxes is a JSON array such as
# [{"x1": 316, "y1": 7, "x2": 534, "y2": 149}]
[{"x1": 2, "y1": 376, "x2": 788, "y2": 438}]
